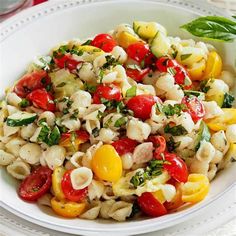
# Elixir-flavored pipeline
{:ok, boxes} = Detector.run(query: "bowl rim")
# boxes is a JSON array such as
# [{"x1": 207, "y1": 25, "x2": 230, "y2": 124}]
[{"x1": 0, "y1": 0, "x2": 235, "y2": 235}]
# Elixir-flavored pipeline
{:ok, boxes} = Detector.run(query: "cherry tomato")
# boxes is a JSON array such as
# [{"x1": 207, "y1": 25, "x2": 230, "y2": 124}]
[
  {"x1": 148, "y1": 135, "x2": 166, "y2": 158},
  {"x1": 163, "y1": 153, "x2": 188, "y2": 183},
  {"x1": 126, "y1": 42, "x2": 150, "y2": 63},
  {"x1": 27, "y1": 88, "x2": 56, "y2": 111},
  {"x1": 60, "y1": 130, "x2": 90, "y2": 144},
  {"x1": 181, "y1": 96, "x2": 205, "y2": 123},
  {"x1": 18, "y1": 166, "x2": 52, "y2": 201},
  {"x1": 61, "y1": 170, "x2": 88, "y2": 202},
  {"x1": 126, "y1": 67, "x2": 150, "y2": 82},
  {"x1": 156, "y1": 57, "x2": 190, "y2": 85},
  {"x1": 91, "y1": 33, "x2": 117, "y2": 52},
  {"x1": 54, "y1": 54, "x2": 81, "y2": 71},
  {"x1": 138, "y1": 192, "x2": 167, "y2": 217},
  {"x1": 51, "y1": 197, "x2": 86, "y2": 218},
  {"x1": 144, "y1": 52, "x2": 156, "y2": 68},
  {"x1": 92, "y1": 144, "x2": 122, "y2": 182},
  {"x1": 126, "y1": 95, "x2": 159, "y2": 120},
  {"x1": 112, "y1": 137, "x2": 138, "y2": 156},
  {"x1": 14, "y1": 70, "x2": 50, "y2": 97},
  {"x1": 93, "y1": 84, "x2": 122, "y2": 104}
]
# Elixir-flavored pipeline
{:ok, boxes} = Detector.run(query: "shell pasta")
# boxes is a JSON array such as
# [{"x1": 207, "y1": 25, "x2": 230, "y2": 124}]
[{"x1": 0, "y1": 20, "x2": 236, "y2": 221}]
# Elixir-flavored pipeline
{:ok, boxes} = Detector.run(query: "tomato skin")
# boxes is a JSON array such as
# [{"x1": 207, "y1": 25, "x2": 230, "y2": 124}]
[
  {"x1": 182, "y1": 96, "x2": 205, "y2": 123},
  {"x1": 126, "y1": 67, "x2": 150, "y2": 82},
  {"x1": 163, "y1": 153, "x2": 188, "y2": 183},
  {"x1": 126, "y1": 42, "x2": 150, "y2": 63},
  {"x1": 27, "y1": 88, "x2": 56, "y2": 111},
  {"x1": 91, "y1": 33, "x2": 116, "y2": 52},
  {"x1": 14, "y1": 70, "x2": 50, "y2": 97},
  {"x1": 18, "y1": 166, "x2": 52, "y2": 201},
  {"x1": 148, "y1": 135, "x2": 166, "y2": 158},
  {"x1": 156, "y1": 57, "x2": 189, "y2": 85},
  {"x1": 138, "y1": 192, "x2": 167, "y2": 217},
  {"x1": 61, "y1": 170, "x2": 88, "y2": 202},
  {"x1": 54, "y1": 54, "x2": 81, "y2": 71},
  {"x1": 60, "y1": 130, "x2": 90, "y2": 143},
  {"x1": 126, "y1": 95, "x2": 159, "y2": 120},
  {"x1": 112, "y1": 137, "x2": 138, "y2": 156},
  {"x1": 93, "y1": 84, "x2": 122, "y2": 104}
]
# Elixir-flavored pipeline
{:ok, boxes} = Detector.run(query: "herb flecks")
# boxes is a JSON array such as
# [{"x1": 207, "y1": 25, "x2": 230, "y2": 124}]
[
  {"x1": 222, "y1": 93, "x2": 235, "y2": 108},
  {"x1": 164, "y1": 124, "x2": 188, "y2": 136},
  {"x1": 157, "y1": 103, "x2": 186, "y2": 117}
]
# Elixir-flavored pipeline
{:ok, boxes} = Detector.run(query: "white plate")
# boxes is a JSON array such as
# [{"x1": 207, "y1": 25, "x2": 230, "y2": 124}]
[{"x1": 0, "y1": 0, "x2": 236, "y2": 235}]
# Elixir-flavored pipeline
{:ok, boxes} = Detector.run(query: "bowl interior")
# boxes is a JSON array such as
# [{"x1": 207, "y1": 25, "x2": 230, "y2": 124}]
[{"x1": 0, "y1": 0, "x2": 236, "y2": 235}]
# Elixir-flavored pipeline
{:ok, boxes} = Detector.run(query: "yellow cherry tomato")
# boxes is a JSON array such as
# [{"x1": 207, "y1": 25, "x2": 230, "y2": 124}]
[
  {"x1": 203, "y1": 51, "x2": 222, "y2": 79},
  {"x1": 182, "y1": 174, "x2": 209, "y2": 203},
  {"x1": 117, "y1": 31, "x2": 142, "y2": 49},
  {"x1": 205, "y1": 108, "x2": 236, "y2": 131},
  {"x1": 51, "y1": 197, "x2": 86, "y2": 218},
  {"x1": 52, "y1": 167, "x2": 66, "y2": 200},
  {"x1": 188, "y1": 59, "x2": 206, "y2": 81},
  {"x1": 92, "y1": 144, "x2": 122, "y2": 182}
]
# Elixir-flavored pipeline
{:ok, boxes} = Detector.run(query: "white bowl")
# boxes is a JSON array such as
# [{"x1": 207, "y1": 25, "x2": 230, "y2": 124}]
[{"x1": 0, "y1": 0, "x2": 235, "y2": 235}]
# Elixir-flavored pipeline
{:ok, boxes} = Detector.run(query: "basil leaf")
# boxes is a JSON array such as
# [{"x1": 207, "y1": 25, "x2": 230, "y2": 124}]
[
  {"x1": 92, "y1": 127, "x2": 99, "y2": 137},
  {"x1": 158, "y1": 103, "x2": 186, "y2": 117},
  {"x1": 18, "y1": 98, "x2": 30, "y2": 108},
  {"x1": 47, "y1": 126, "x2": 61, "y2": 146},
  {"x1": 180, "y1": 53, "x2": 192, "y2": 60},
  {"x1": 114, "y1": 117, "x2": 127, "y2": 128},
  {"x1": 181, "y1": 16, "x2": 236, "y2": 42},
  {"x1": 222, "y1": 93, "x2": 235, "y2": 108},
  {"x1": 81, "y1": 39, "x2": 92, "y2": 46},
  {"x1": 126, "y1": 86, "x2": 137, "y2": 97},
  {"x1": 164, "y1": 124, "x2": 188, "y2": 136}
]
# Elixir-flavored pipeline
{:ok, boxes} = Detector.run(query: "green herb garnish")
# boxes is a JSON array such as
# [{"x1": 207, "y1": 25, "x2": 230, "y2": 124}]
[
  {"x1": 164, "y1": 124, "x2": 188, "y2": 136},
  {"x1": 114, "y1": 117, "x2": 127, "y2": 128},
  {"x1": 181, "y1": 16, "x2": 236, "y2": 42},
  {"x1": 166, "y1": 136, "x2": 181, "y2": 152},
  {"x1": 222, "y1": 93, "x2": 235, "y2": 108},
  {"x1": 18, "y1": 99, "x2": 30, "y2": 108},
  {"x1": 126, "y1": 86, "x2": 137, "y2": 98},
  {"x1": 180, "y1": 54, "x2": 192, "y2": 61}
]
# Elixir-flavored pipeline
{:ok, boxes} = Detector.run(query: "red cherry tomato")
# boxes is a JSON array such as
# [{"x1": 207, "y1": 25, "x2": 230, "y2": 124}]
[
  {"x1": 91, "y1": 33, "x2": 117, "y2": 52},
  {"x1": 163, "y1": 153, "x2": 188, "y2": 183},
  {"x1": 93, "y1": 84, "x2": 122, "y2": 104},
  {"x1": 14, "y1": 70, "x2": 50, "y2": 98},
  {"x1": 138, "y1": 192, "x2": 167, "y2": 217},
  {"x1": 144, "y1": 52, "x2": 156, "y2": 68},
  {"x1": 181, "y1": 96, "x2": 205, "y2": 123},
  {"x1": 148, "y1": 135, "x2": 166, "y2": 158},
  {"x1": 61, "y1": 170, "x2": 88, "y2": 202},
  {"x1": 27, "y1": 88, "x2": 56, "y2": 111},
  {"x1": 112, "y1": 137, "x2": 138, "y2": 156},
  {"x1": 126, "y1": 42, "x2": 150, "y2": 63},
  {"x1": 126, "y1": 67, "x2": 150, "y2": 82},
  {"x1": 54, "y1": 54, "x2": 81, "y2": 71},
  {"x1": 18, "y1": 166, "x2": 52, "y2": 201},
  {"x1": 156, "y1": 57, "x2": 190, "y2": 85},
  {"x1": 126, "y1": 95, "x2": 159, "y2": 120}
]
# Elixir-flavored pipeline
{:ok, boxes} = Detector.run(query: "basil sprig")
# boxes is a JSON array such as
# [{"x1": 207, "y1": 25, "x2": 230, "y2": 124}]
[{"x1": 181, "y1": 16, "x2": 236, "y2": 42}]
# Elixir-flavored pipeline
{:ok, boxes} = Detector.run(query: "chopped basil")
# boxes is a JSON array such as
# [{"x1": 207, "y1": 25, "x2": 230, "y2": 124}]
[
  {"x1": 97, "y1": 110, "x2": 104, "y2": 120},
  {"x1": 99, "y1": 69, "x2": 104, "y2": 83},
  {"x1": 45, "y1": 83, "x2": 52, "y2": 92},
  {"x1": 70, "y1": 109, "x2": 79, "y2": 120},
  {"x1": 180, "y1": 54, "x2": 192, "y2": 61},
  {"x1": 222, "y1": 93, "x2": 235, "y2": 108},
  {"x1": 180, "y1": 16, "x2": 236, "y2": 42},
  {"x1": 129, "y1": 201, "x2": 140, "y2": 218},
  {"x1": 37, "y1": 122, "x2": 61, "y2": 146},
  {"x1": 157, "y1": 103, "x2": 186, "y2": 117},
  {"x1": 81, "y1": 39, "x2": 92, "y2": 46},
  {"x1": 84, "y1": 82, "x2": 97, "y2": 93},
  {"x1": 166, "y1": 137, "x2": 181, "y2": 152},
  {"x1": 70, "y1": 45, "x2": 83, "y2": 56},
  {"x1": 56, "y1": 82, "x2": 66, "y2": 87},
  {"x1": 117, "y1": 101, "x2": 133, "y2": 116},
  {"x1": 171, "y1": 45, "x2": 178, "y2": 58},
  {"x1": 130, "y1": 159, "x2": 168, "y2": 188},
  {"x1": 200, "y1": 80, "x2": 211, "y2": 93},
  {"x1": 126, "y1": 86, "x2": 137, "y2": 98},
  {"x1": 92, "y1": 127, "x2": 99, "y2": 137},
  {"x1": 18, "y1": 98, "x2": 30, "y2": 108},
  {"x1": 101, "y1": 55, "x2": 119, "y2": 70},
  {"x1": 38, "y1": 118, "x2": 47, "y2": 125},
  {"x1": 114, "y1": 117, "x2": 127, "y2": 128},
  {"x1": 103, "y1": 116, "x2": 113, "y2": 128},
  {"x1": 184, "y1": 90, "x2": 205, "y2": 100},
  {"x1": 164, "y1": 124, "x2": 188, "y2": 136}
]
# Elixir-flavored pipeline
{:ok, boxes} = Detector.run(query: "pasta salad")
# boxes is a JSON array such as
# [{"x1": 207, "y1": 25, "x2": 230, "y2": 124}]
[{"x1": 0, "y1": 20, "x2": 236, "y2": 221}]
